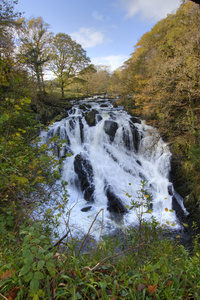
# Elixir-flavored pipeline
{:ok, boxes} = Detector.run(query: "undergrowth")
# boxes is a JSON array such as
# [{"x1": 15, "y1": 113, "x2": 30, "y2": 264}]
[{"x1": 0, "y1": 210, "x2": 200, "y2": 300}]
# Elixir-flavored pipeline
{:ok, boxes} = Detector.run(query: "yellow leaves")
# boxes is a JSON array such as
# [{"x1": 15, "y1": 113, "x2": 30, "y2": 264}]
[
  {"x1": 125, "y1": 192, "x2": 131, "y2": 198},
  {"x1": 15, "y1": 132, "x2": 21, "y2": 137},
  {"x1": 14, "y1": 104, "x2": 21, "y2": 111},
  {"x1": 12, "y1": 175, "x2": 29, "y2": 184},
  {"x1": 165, "y1": 208, "x2": 168, "y2": 212},
  {"x1": 18, "y1": 128, "x2": 26, "y2": 133}
]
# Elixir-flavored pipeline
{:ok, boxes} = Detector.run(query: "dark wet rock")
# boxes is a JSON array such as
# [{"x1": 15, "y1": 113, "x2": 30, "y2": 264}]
[
  {"x1": 122, "y1": 127, "x2": 132, "y2": 150},
  {"x1": 122, "y1": 123, "x2": 140, "y2": 152},
  {"x1": 130, "y1": 116, "x2": 140, "y2": 124},
  {"x1": 104, "y1": 120, "x2": 118, "y2": 142},
  {"x1": 79, "y1": 117, "x2": 84, "y2": 143},
  {"x1": 100, "y1": 103, "x2": 109, "y2": 108},
  {"x1": 69, "y1": 108, "x2": 77, "y2": 115},
  {"x1": 81, "y1": 206, "x2": 92, "y2": 212},
  {"x1": 85, "y1": 109, "x2": 98, "y2": 127},
  {"x1": 79, "y1": 105, "x2": 85, "y2": 110},
  {"x1": 69, "y1": 118, "x2": 76, "y2": 131},
  {"x1": 74, "y1": 154, "x2": 95, "y2": 202},
  {"x1": 172, "y1": 195, "x2": 188, "y2": 224},
  {"x1": 106, "y1": 187, "x2": 128, "y2": 214},
  {"x1": 96, "y1": 114, "x2": 103, "y2": 123},
  {"x1": 85, "y1": 104, "x2": 92, "y2": 109},
  {"x1": 130, "y1": 124, "x2": 140, "y2": 152},
  {"x1": 168, "y1": 183, "x2": 174, "y2": 196},
  {"x1": 69, "y1": 117, "x2": 84, "y2": 143}
]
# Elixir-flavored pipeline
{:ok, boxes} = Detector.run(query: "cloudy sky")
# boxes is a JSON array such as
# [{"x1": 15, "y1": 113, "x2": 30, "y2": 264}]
[{"x1": 16, "y1": 0, "x2": 182, "y2": 71}]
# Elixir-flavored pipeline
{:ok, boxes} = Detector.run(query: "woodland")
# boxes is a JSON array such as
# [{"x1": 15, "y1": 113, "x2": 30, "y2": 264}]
[{"x1": 0, "y1": 0, "x2": 200, "y2": 299}]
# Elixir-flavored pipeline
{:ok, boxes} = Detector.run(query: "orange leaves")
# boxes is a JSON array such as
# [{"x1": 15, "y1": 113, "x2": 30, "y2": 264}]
[
  {"x1": 0, "y1": 270, "x2": 23, "y2": 300},
  {"x1": 147, "y1": 284, "x2": 157, "y2": 294},
  {"x1": 137, "y1": 283, "x2": 157, "y2": 295},
  {"x1": 7, "y1": 287, "x2": 20, "y2": 300},
  {"x1": 0, "y1": 270, "x2": 20, "y2": 300},
  {"x1": 0, "y1": 269, "x2": 15, "y2": 280}
]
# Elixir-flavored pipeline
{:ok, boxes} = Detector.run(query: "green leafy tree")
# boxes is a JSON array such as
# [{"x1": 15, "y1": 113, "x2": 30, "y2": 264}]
[
  {"x1": 17, "y1": 17, "x2": 53, "y2": 94},
  {"x1": 51, "y1": 33, "x2": 91, "y2": 98},
  {"x1": 0, "y1": 0, "x2": 23, "y2": 96},
  {"x1": 0, "y1": 0, "x2": 21, "y2": 51}
]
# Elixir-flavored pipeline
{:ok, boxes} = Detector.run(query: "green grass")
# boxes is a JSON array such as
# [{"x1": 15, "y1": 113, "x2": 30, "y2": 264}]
[{"x1": 0, "y1": 214, "x2": 200, "y2": 300}]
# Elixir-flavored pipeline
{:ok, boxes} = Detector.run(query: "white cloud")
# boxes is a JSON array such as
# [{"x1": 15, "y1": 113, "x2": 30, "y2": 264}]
[
  {"x1": 70, "y1": 27, "x2": 109, "y2": 48},
  {"x1": 92, "y1": 11, "x2": 104, "y2": 21},
  {"x1": 118, "y1": 0, "x2": 181, "y2": 22},
  {"x1": 92, "y1": 55, "x2": 129, "y2": 71}
]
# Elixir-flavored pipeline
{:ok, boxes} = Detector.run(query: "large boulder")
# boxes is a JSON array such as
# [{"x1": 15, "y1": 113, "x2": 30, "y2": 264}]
[
  {"x1": 85, "y1": 109, "x2": 98, "y2": 127},
  {"x1": 106, "y1": 187, "x2": 128, "y2": 214},
  {"x1": 74, "y1": 154, "x2": 95, "y2": 202},
  {"x1": 104, "y1": 120, "x2": 118, "y2": 142}
]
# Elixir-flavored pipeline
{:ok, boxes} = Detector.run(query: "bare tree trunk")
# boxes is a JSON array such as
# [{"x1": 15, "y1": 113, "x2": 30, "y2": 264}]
[
  {"x1": 36, "y1": 71, "x2": 42, "y2": 93},
  {"x1": 61, "y1": 80, "x2": 65, "y2": 98}
]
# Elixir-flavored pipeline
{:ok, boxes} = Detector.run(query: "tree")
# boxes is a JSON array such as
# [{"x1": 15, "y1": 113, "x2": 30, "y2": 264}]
[
  {"x1": 51, "y1": 33, "x2": 90, "y2": 98},
  {"x1": 0, "y1": 0, "x2": 23, "y2": 96},
  {"x1": 70, "y1": 64, "x2": 96, "y2": 95},
  {"x1": 90, "y1": 65, "x2": 111, "y2": 95},
  {"x1": 0, "y1": 0, "x2": 21, "y2": 51},
  {"x1": 112, "y1": 1, "x2": 200, "y2": 216},
  {"x1": 17, "y1": 17, "x2": 52, "y2": 93},
  {"x1": 115, "y1": 1, "x2": 200, "y2": 138}
]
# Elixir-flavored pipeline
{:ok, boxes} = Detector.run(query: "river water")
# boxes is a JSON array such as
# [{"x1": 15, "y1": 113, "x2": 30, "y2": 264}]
[{"x1": 40, "y1": 97, "x2": 182, "y2": 240}]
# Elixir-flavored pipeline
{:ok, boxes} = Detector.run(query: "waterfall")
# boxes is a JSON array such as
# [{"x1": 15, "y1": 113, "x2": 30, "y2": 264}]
[{"x1": 40, "y1": 97, "x2": 181, "y2": 239}]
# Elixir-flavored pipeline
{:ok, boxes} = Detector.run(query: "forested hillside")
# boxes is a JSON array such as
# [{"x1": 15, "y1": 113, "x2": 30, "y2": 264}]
[{"x1": 110, "y1": 0, "x2": 200, "y2": 223}]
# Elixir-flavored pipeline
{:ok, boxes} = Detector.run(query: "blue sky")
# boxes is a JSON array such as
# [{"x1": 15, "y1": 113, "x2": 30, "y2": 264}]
[{"x1": 16, "y1": 0, "x2": 182, "y2": 71}]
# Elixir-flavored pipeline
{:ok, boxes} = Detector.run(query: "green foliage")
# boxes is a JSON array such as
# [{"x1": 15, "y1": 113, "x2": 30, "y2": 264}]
[
  {"x1": 17, "y1": 17, "x2": 53, "y2": 93},
  {"x1": 0, "y1": 96, "x2": 60, "y2": 205},
  {"x1": 1, "y1": 209, "x2": 200, "y2": 299},
  {"x1": 51, "y1": 32, "x2": 91, "y2": 98},
  {"x1": 1, "y1": 2, "x2": 200, "y2": 299}
]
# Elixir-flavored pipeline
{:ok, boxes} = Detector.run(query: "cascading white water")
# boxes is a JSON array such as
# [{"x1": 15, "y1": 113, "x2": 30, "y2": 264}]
[{"x1": 40, "y1": 97, "x2": 180, "y2": 239}]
